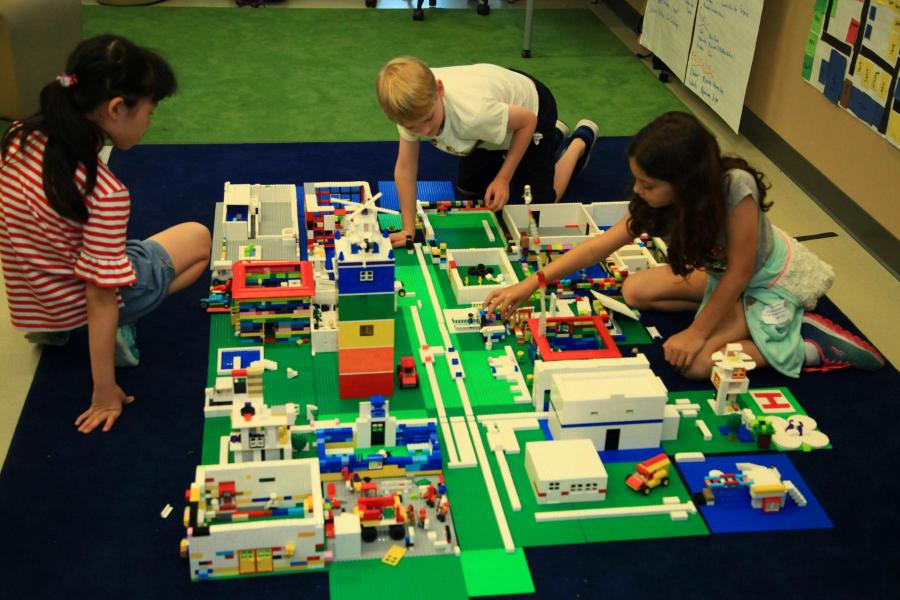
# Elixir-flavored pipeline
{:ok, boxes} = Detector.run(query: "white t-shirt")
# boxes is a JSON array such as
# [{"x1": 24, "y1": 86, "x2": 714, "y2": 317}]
[{"x1": 397, "y1": 64, "x2": 539, "y2": 156}]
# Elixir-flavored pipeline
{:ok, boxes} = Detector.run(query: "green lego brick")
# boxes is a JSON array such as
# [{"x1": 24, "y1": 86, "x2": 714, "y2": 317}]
[
  {"x1": 429, "y1": 212, "x2": 506, "y2": 249},
  {"x1": 329, "y1": 555, "x2": 467, "y2": 600},
  {"x1": 338, "y1": 292, "x2": 394, "y2": 321},
  {"x1": 460, "y1": 548, "x2": 534, "y2": 597},
  {"x1": 661, "y1": 387, "x2": 830, "y2": 456},
  {"x1": 576, "y1": 460, "x2": 708, "y2": 544}
]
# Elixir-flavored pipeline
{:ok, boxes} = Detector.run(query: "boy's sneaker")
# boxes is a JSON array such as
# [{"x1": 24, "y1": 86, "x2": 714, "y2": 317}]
[
  {"x1": 570, "y1": 119, "x2": 600, "y2": 174},
  {"x1": 115, "y1": 323, "x2": 140, "y2": 368},
  {"x1": 553, "y1": 119, "x2": 570, "y2": 162},
  {"x1": 24, "y1": 331, "x2": 70, "y2": 346},
  {"x1": 801, "y1": 313, "x2": 884, "y2": 372}
]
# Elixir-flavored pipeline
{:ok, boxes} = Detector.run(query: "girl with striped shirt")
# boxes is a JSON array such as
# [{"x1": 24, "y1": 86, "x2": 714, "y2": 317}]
[{"x1": 0, "y1": 35, "x2": 210, "y2": 434}]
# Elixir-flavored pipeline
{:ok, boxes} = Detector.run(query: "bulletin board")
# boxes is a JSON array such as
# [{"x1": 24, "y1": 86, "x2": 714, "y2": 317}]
[{"x1": 802, "y1": 0, "x2": 900, "y2": 148}]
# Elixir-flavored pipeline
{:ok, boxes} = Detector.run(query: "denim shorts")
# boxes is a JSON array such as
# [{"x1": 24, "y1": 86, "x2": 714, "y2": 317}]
[{"x1": 119, "y1": 239, "x2": 176, "y2": 325}]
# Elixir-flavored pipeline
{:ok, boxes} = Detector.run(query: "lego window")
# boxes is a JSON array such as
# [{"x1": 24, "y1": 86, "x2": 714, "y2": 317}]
[
  {"x1": 549, "y1": 482, "x2": 560, "y2": 490},
  {"x1": 249, "y1": 431, "x2": 266, "y2": 449},
  {"x1": 359, "y1": 270, "x2": 374, "y2": 282},
  {"x1": 360, "y1": 325, "x2": 374, "y2": 336}
]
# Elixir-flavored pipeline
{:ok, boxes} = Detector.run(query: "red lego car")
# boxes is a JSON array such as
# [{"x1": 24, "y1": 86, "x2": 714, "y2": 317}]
[{"x1": 397, "y1": 356, "x2": 419, "y2": 389}]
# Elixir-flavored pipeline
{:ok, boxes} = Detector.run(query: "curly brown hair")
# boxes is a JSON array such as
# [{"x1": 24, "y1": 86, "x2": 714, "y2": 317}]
[{"x1": 626, "y1": 112, "x2": 770, "y2": 276}]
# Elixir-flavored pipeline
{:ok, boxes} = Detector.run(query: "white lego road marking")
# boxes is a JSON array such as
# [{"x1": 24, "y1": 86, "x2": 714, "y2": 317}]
[
  {"x1": 409, "y1": 304, "x2": 458, "y2": 464},
  {"x1": 415, "y1": 242, "x2": 515, "y2": 552},
  {"x1": 482, "y1": 219, "x2": 495, "y2": 242},
  {"x1": 590, "y1": 289, "x2": 639, "y2": 320},
  {"x1": 450, "y1": 417, "x2": 477, "y2": 465},
  {"x1": 535, "y1": 499, "x2": 697, "y2": 522},
  {"x1": 695, "y1": 418, "x2": 713, "y2": 441},
  {"x1": 494, "y1": 448, "x2": 521, "y2": 512}
]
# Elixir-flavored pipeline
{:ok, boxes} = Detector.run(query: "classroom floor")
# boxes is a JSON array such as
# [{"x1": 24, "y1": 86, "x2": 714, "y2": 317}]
[{"x1": 1, "y1": 0, "x2": 897, "y2": 467}]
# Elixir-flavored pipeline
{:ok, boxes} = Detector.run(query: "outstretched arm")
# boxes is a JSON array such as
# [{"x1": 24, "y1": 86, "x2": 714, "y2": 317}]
[
  {"x1": 75, "y1": 283, "x2": 134, "y2": 433},
  {"x1": 483, "y1": 105, "x2": 538, "y2": 211},
  {"x1": 484, "y1": 215, "x2": 634, "y2": 319},
  {"x1": 389, "y1": 137, "x2": 421, "y2": 248}
]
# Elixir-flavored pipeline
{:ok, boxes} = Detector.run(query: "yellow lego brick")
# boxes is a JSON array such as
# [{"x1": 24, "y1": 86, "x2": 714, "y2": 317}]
[
  {"x1": 752, "y1": 482, "x2": 787, "y2": 495},
  {"x1": 382, "y1": 545, "x2": 407, "y2": 567}
]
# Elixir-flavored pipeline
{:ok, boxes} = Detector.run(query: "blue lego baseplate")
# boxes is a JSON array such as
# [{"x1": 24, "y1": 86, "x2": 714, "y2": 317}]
[{"x1": 376, "y1": 181, "x2": 456, "y2": 211}]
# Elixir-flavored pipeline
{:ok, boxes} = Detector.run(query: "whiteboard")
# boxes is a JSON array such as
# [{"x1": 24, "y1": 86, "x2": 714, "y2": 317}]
[{"x1": 641, "y1": 0, "x2": 764, "y2": 133}]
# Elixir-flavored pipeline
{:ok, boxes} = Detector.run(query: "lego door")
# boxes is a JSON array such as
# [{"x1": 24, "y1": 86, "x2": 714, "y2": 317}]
[
  {"x1": 604, "y1": 428, "x2": 620, "y2": 451},
  {"x1": 371, "y1": 422, "x2": 385, "y2": 446}
]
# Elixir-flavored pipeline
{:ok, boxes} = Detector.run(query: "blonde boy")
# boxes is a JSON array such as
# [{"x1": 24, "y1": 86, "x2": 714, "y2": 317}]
[{"x1": 376, "y1": 56, "x2": 599, "y2": 248}]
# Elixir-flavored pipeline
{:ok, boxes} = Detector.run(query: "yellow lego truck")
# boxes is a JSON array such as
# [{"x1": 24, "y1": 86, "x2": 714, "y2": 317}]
[{"x1": 625, "y1": 453, "x2": 671, "y2": 495}]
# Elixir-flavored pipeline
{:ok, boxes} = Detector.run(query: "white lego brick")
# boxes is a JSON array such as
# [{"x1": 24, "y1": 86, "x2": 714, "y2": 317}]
[
  {"x1": 535, "y1": 500, "x2": 697, "y2": 522},
  {"x1": 674, "y1": 452, "x2": 706, "y2": 463},
  {"x1": 695, "y1": 419, "x2": 713, "y2": 441},
  {"x1": 450, "y1": 417, "x2": 477, "y2": 467}
]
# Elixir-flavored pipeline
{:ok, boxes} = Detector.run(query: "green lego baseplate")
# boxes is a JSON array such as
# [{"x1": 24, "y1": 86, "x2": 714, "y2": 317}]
[{"x1": 196, "y1": 209, "x2": 827, "y2": 598}]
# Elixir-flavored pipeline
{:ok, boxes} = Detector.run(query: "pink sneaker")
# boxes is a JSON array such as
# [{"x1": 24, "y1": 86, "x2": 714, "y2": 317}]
[{"x1": 801, "y1": 313, "x2": 884, "y2": 372}]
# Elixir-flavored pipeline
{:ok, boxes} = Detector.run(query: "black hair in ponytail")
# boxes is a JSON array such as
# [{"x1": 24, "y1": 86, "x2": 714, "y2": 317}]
[{"x1": 1, "y1": 34, "x2": 176, "y2": 222}]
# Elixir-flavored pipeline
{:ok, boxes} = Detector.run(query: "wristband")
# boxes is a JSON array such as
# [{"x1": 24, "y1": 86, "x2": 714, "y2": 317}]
[{"x1": 536, "y1": 270, "x2": 547, "y2": 291}]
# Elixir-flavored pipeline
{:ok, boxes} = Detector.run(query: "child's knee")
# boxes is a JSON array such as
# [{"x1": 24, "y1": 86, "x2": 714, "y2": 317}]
[
  {"x1": 621, "y1": 276, "x2": 647, "y2": 309},
  {"x1": 187, "y1": 222, "x2": 212, "y2": 258},
  {"x1": 683, "y1": 359, "x2": 712, "y2": 380}
]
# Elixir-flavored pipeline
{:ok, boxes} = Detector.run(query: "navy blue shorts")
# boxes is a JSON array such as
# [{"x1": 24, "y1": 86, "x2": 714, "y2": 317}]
[
  {"x1": 456, "y1": 70, "x2": 559, "y2": 205},
  {"x1": 119, "y1": 239, "x2": 176, "y2": 325}
]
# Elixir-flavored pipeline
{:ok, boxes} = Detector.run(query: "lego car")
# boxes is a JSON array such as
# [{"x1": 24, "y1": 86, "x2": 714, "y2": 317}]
[
  {"x1": 199, "y1": 291, "x2": 230, "y2": 310},
  {"x1": 397, "y1": 356, "x2": 419, "y2": 389}
]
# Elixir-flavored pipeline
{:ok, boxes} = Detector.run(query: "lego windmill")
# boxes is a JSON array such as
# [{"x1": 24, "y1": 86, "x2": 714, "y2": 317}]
[
  {"x1": 709, "y1": 343, "x2": 756, "y2": 416},
  {"x1": 330, "y1": 193, "x2": 399, "y2": 256},
  {"x1": 333, "y1": 193, "x2": 398, "y2": 399}
]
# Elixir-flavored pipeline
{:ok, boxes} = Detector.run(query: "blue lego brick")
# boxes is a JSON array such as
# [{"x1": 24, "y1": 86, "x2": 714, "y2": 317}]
[
  {"x1": 295, "y1": 184, "x2": 308, "y2": 260},
  {"x1": 218, "y1": 347, "x2": 263, "y2": 371},
  {"x1": 599, "y1": 447, "x2": 666, "y2": 464},
  {"x1": 377, "y1": 180, "x2": 456, "y2": 211},
  {"x1": 717, "y1": 424, "x2": 756, "y2": 443},
  {"x1": 336, "y1": 262, "x2": 395, "y2": 294},
  {"x1": 677, "y1": 453, "x2": 833, "y2": 534}
]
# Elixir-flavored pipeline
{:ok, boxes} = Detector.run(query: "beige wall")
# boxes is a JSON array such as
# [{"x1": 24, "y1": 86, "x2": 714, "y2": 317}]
[
  {"x1": 745, "y1": 0, "x2": 899, "y2": 236},
  {"x1": 627, "y1": 0, "x2": 899, "y2": 236}
]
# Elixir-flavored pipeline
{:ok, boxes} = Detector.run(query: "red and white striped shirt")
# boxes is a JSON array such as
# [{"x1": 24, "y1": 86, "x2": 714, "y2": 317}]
[{"x1": 0, "y1": 131, "x2": 136, "y2": 331}]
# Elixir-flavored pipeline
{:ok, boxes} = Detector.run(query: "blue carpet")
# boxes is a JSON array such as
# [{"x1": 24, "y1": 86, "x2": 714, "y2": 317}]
[{"x1": 0, "y1": 141, "x2": 897, "y2": 598}]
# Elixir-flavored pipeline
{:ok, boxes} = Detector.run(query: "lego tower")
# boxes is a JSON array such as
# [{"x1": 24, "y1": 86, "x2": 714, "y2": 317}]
[{"x1": 334, "y1": 198, "x2": 397, "y2": 399}]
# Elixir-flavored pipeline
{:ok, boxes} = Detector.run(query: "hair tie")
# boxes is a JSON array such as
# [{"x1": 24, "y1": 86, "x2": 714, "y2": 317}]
[{"x1": 56, "y1": 73, "x2": 78, "y2": 88}]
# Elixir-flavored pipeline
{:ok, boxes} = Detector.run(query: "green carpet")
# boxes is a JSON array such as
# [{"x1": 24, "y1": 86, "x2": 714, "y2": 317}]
[{"x1": 80, "y1": 6, "x2": 685, "y2": 144}]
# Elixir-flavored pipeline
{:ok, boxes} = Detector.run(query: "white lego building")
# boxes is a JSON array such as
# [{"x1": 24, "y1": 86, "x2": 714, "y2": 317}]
[
  {"x1": 524, "y1": 439, "x2": 608, "y2": 504},
  {"x1": 542, "y1": 357, "x2": 671, "y2": 451},
  {"x1": 182, "y1": 459, "x2": 325, "y2": 581},
  {"x1": 211, "y1": 182, "x2": 301, "y2": 282},
  {"x1": 229, "y1": 397, "x2": 298, "y2": 463},
  {"x1": 446, "y1": 247, "x2": 518, "y2": 304}
]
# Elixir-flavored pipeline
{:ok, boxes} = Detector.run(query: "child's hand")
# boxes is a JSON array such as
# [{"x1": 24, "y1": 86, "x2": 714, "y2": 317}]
[
  {"x1": 75, "y1": 383, "x2": 135, "y2": 434},
  {"x1": 484, "y1": 279, "x2": 535, "y2": 320},
  {"x1": 663, "y1": 327, "x2": 707, "y2": 372},
  {"x1": 389, "y1": 229, "x2": 414, "y2": 249},
  {"x1": 483, "y1": 177, "x2": 510, "y2": 211}
]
